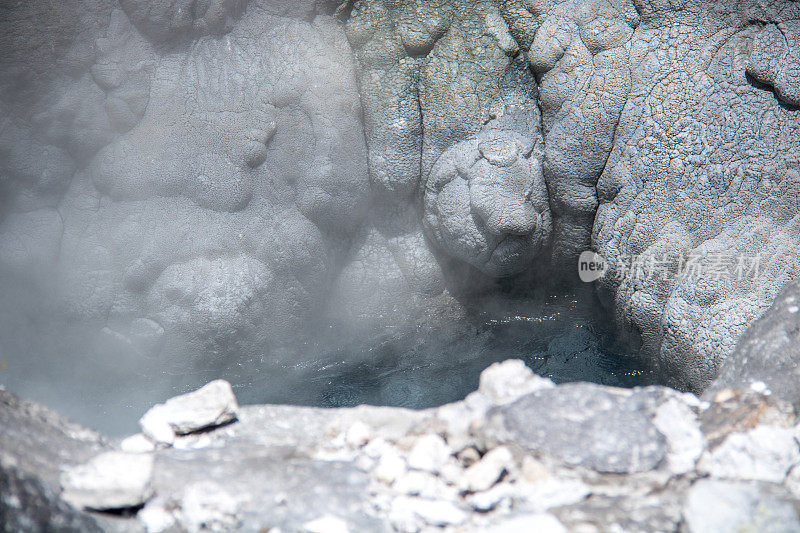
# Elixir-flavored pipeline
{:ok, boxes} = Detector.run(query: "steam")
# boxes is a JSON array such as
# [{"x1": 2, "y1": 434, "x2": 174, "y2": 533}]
[{"x1": 0, "y1": 2, "x2": 647, "y2": 438}]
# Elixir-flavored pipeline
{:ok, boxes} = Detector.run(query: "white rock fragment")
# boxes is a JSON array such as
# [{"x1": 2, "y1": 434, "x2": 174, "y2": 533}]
[
  {"x1": 393, "y1": 470, "x2": 458, "y2": 500},
  {"x1": 519, "y1": 456, "x2": 550, "y2": 483},
  {"x1": 140, "y1": 380, "x2": 238, "y2": 445},
  {"x1": 138, "y1": 503, "x2": 177, "y2": 533},
  {"x1": 514, "y1": 478, "x2": 591, "y2": 512},
  {"x1": 410, "y1": 498, "x2": 467, "y2": 526},
  {"x1": 120, "y1": 433, "x2": 156, "y2": 454},
  {"x1": 355, "y1": 453, "x2": 376, "y2": 472},
  {"x1": 303, "y1": 514, "x2": 350, "y2": 533},
  {"x1": 679, "y1": 392, "x2": 704, "y2": 409},
  {"x1": 653, "y1": 398, "x2": 705, "y2": 475},
  {"x1": 435, "y1": 393, "x2": 491, "y2": 451},
  {"x1": 61, "y1": 451, "x2": 153, "y2": 510},
  {"x1": 683, "y1": 479, "x2": 800, "y2": 533},
  {"x1": 467, "y1": 483, "x2": 513, "y2": 511},
  {"x1": 387, "y1": 496, "x2": 423, "y2": 532},
  {"x1": 363, "y1": 437, "x2": 389, "y2": 458},
  {"x1": 749, "y1": 381, "x2": 772, "y2": 395},
  {"x1": 393, "y1": 470, "x2": 433, "y2": 496},
  {"x1": 457, "y1": 447, "x2": 481, "y2": 468},
  {"x1": 439, "y1": 457, "x2": 466, "y2": 486},
  {"x1": 698, "y1": 425, "x2": 800, "y2": 483},
  {"x1": 483, "y1": 513, "x2": 567, "y2": 533},
  {"x1": 375, "y1": 446, "x2": 407, "y2": 484},
  {"x1": 407, "y1": 434, "x2": 451, "y2": 474},
  {"x1": 345, "y1": 421, "x2": 371, "y2": 448},
  {"x1": 478, "y1": 359, "x2": 553, "y2": 405},
  {"x1": 460, "y1": 446, "x2": 513, "y2": 493}
]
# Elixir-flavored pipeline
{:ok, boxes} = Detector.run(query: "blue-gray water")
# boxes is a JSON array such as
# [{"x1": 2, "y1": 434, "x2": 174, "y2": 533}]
[{"x1": 238, "y1": 292, "x2": 652, "y2": 409}]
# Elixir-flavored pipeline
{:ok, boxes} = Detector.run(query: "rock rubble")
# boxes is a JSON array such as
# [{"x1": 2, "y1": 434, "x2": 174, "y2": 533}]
[{"x1": 5, "y1": 359, "x2": 800, "y2": 531}]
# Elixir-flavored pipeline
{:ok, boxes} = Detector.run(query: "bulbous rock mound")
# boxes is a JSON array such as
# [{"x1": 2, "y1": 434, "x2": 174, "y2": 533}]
[{"x1": 423, "y1": 130, "x2": 552, "y2": 277}]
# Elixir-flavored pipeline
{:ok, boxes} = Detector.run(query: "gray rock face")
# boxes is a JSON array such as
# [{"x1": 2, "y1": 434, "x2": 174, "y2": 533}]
[
  {"x1": 748, "y1": 21, "x2": 800, "y2": 107},
  {"x1": 698, "y1": 425, "x2": 800, "y2": 483},
  {"x1": 423, "y1": 130, "x2": 552, "y2": 277},
  {"x1": 482, "y1": 383, "x2": 667, "y2": 473},
  {"x1": 119, "y1": 0, "x2": 247, "y2": 43},
  {"x1": 147, "y1": 447, "x2": 383, "y2": 532},
  {"x1": 500, "y1": 0, "x2": 639, "y2": 265},
  {"x1": 710, "y1": 280, "x2": 800, "y2": 409},
  {"x1": 0, "y1": 390, "x2": 133, "y2": 532},
  {"x1": 343, "y1": 0, "x2": 800, "y2": 393},
  {"x1": 591, "y1": 1, "x2": 800, "y2": 392},
  {"x1": 0, "y1": 0, "x2": 374, "y2": 399},
  {"x1": 4, "y1": 0, "x2": 800, "y2": 530},
  {"x1": 347, "y1": 0, "x2": 540, "y2": 201}
]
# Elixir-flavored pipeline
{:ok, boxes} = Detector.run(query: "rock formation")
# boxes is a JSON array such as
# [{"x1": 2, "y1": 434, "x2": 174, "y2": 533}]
[{"x1": 2, "y1": 0, "x2": 800, "y2": 529}]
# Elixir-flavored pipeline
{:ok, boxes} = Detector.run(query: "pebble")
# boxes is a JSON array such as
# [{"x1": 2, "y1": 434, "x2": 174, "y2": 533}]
[
  {"x1": 410, "y1": 498, "x2": 467, "y2": 526},
  {"x1": 407, "y1": 434, "x2": 451, "y2": 474},
  {"x1": 375, "y1": 446, "x2": 407, "y2": 484},
  {"x1": 393, "y1": 470, "x2": 457, "y2": 499},
  {"x1": 303, "y1": 514, "x2": 350, "y2": 533},
  {"x1": 467, "y1": 483, "x2": 513, "y2": 511},
  {"x1": 483, "y1": 513, "x2": 567, "y2": 533},
  {"x1": 345, "y1": 422, "x2": 371, "y2": 448},
  {"x1": 137, "y1": 503, "x2": 177, "y2": 533},
  {"x1": 120, "y1": 433, "x2": 156, "y2": 454},
  {"x1": 459, "y1": 446, "x2": 513, "y2": 493},
  {"x1": 456, "y1": 447, "x2": 481, "y2": 468}
]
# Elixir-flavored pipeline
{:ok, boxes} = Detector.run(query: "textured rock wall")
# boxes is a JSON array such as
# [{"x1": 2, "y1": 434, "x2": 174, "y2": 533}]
[
  {"x1": 5, "y1": 2, "x2": 800, "y2": 530},
  {"x1": 1, "y1": 1, "x2": 372, "y2": 380},
  {"x1": 1, "y1": 0, "x2": 799, "y2": 412},
  {"x1": 342, "y1": 0, "x2": 800, "y2": 391},
  {"x1": 592, "y1": 0, "x2": 800, "y2": 392}
]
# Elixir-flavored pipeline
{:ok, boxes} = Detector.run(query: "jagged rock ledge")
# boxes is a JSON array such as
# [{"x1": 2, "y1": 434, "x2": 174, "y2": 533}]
[{"x1": 4, "y1": 353, "x2": 800, "y2": 532}]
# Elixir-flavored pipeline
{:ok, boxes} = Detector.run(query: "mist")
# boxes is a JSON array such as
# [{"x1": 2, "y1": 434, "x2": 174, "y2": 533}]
[{"x1": 0, "y1": 0, "x2": 649, "y2": 437}]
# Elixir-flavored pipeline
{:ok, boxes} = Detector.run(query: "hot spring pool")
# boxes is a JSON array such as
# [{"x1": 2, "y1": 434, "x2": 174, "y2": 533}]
[
  {"x1": 0, "y1": 290, "x2": 653, "y2": 436},
  {"x1": 237, "y1": 292, "x2": 653, "y2": 410}
]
